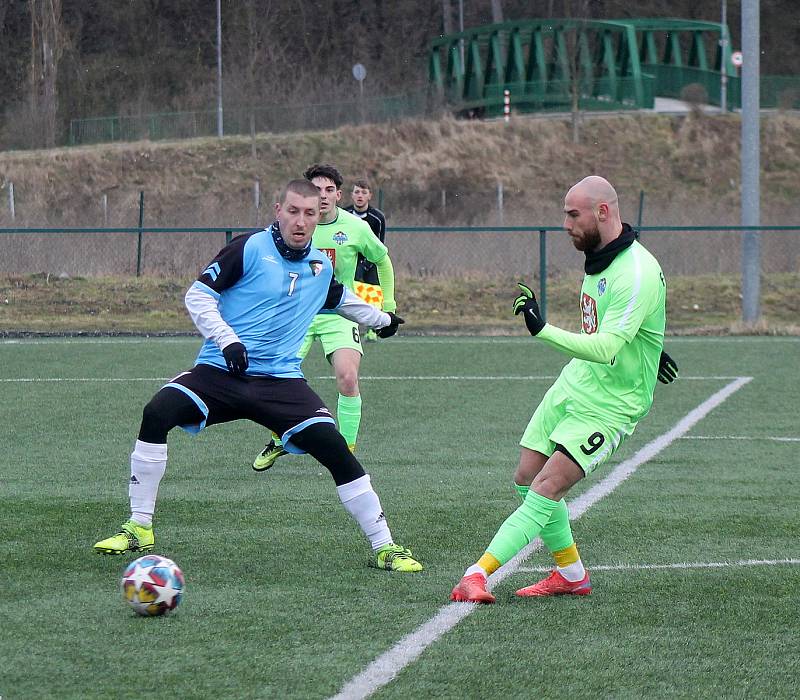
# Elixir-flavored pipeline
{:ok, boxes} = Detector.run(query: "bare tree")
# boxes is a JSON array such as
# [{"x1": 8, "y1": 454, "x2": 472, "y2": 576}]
[
  {"x1": 490, "y1": 0, "x2": 504, "y2": 23},
  {"x1": 29, "y1": 0, "x2": 65, "y2": 148},
  {"x1": 564, "y1": 0, "x2": 591, "y2": 144},
  {"x1": 240, "y1": 0, "x2": 272, "y2": 154},
  {"x1": 442, "y1": 0, "x2": 454, "y2": 34}
]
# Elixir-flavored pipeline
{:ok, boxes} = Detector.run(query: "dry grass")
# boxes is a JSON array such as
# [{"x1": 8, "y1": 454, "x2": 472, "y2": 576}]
[
  {"x1": 1, "y1": 112, "x2": 800, "y2": 228},
  {"x1": 1, "y1": 272, "x2": 797, "y2": 336}
]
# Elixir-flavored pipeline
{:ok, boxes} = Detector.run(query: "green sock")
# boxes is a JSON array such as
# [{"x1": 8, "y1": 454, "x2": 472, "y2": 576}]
[
  {"x1": 337, "y1": 394, "x2": 362, "y2": 447},
  {"x1": 486, "y1": 491, "x2": 559, "y2": 565},
  {"x1": 514, "y1": 485, "x2": 573, "y2": 552},
  {"x1": 539, "y1": 498, "x2": 574, "y2": 552},
  {"x1": 272, "y1": 432, "x2": 282, "y2": 448}
]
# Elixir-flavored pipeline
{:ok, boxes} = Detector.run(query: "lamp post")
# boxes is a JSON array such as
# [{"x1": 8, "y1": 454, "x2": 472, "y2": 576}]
[
  {"x1": 741, "y1": 0, "x2": 761, "y2": 324},
  {"x1": 216, "y1": 0, "x2": 223, "y2": 138}
]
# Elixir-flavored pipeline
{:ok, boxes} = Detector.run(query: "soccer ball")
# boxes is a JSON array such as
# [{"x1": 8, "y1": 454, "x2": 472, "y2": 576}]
[{"x1": 121, "y1": 554, "x2": 184, "y2": 617}]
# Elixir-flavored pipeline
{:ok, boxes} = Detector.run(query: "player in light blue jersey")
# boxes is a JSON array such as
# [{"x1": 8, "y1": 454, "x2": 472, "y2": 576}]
[{"x1": 94, "y1": 179, "x2": 422, "y2": 573}]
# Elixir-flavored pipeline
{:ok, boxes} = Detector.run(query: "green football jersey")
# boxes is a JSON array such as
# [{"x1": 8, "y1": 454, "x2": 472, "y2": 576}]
[
  {"x1": 556, "y1": 240, "x2": 666, "y2": 421},
  {"x1": 312, "y1": 207, "x2": 388, "y2": 292}
]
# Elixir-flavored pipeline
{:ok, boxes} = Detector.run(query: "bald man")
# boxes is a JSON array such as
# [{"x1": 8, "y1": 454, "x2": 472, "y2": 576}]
[{"x1": 451, "y1": 176, "x2": 671, "y2": 604}]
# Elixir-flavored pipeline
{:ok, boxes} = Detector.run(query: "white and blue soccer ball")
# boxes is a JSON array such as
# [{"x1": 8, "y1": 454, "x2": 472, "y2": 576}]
[{"x1": 121, "y1": 554, "x2": 184, "y2": 616}]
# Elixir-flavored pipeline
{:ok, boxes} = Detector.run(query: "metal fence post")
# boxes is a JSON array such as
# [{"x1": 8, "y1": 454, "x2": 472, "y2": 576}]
[
  {"x1": 136, "y1": 191, "x2": 144, "y2": 276},
  {"x1": 497, "y1": 181, "x2": 504, "y2": 226},
  {"x1": 539, "y1": 228, "x2": 547, "y2": 319},
  {"x1": 226, "y1": 230, "x2": 232, "y2": 245},
  {"x1": 637, "y1": 189, "x2": 645, "y2": 229}
]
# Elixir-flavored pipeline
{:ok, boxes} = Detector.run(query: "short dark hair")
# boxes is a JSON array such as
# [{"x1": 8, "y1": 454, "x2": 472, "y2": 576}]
[
  {"x1": 279, "y1": 178, "x2": 320, "y2": 204},
  {"x1": 352, "y1": 179, "x2": 371, "y2": 191},
  {"x1": 304, "y1": 163, "x2": 343, "y2": 189}
]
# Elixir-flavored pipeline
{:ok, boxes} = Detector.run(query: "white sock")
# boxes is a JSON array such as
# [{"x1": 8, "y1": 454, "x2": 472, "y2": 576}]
[
  {"x1": 336, "y1": 474, "x2": 393, "y2": 551},
  {"x1": 129, "y1": 439, "x2": 167, "y2": 526},
  {"x1": 464, "y1": 564, "x2": 488, "y2": 579},
  {"x1": 558, "y1": 559, "x2": 586, "y2": 582}
]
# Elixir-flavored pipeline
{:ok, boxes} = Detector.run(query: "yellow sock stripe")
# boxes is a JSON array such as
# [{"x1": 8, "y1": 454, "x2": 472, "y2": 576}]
[
  {"x1": 477, "y1": 552, "x2": 501, "y2": 576},
  {"x1": 553, "y1": 543, "x2": 580, "y2": 568}
]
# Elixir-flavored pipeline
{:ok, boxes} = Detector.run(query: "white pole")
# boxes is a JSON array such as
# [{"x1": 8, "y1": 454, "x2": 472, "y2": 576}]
[
  {"x1": 254, "y1": 178, "x2": 261, "y2": 225},
  {"x1": 720, "y1": 0, "x2": 728, "y2": 113},
  {"x1": 503, "y1": 89, "x2": 510, "y2": 123},
  {"x1": 102, "y1": 193, "x2": 108, "y2": 226},
  {"x1": 741, "y1": 0, "x2": 760, "y2": 323},
  {"x1": 497, "y1": 181, "x2": 504, "y2": 226},
  {"x1": 8, "y1": 182, "x2": 15, "y2": 221},
  {"x1": 216, "y1": 0, "x2": 223, "y2": 138}
]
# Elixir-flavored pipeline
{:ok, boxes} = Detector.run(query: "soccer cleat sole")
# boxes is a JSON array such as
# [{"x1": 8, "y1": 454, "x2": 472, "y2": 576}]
[
  {"x1": 94, "y1": 542, "x2": 154, "y2": 555},
  {"x1": 515, "y1": 583, "x2": 592, "y2": 597},
  {"x1": 450, "y1": 588, "x2": 495, "y2": 604},
  {"x1": 515, "y1": 571, "x2": 592, "y2": 597}
]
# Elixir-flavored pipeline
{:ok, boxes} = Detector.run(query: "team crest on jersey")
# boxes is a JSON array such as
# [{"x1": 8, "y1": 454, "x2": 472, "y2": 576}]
[
  {"x1": 309, "y1": 259, "x2": 324, "y2": 276},
  {"x1": 597, "y1": 278, "x2": 607, "y2": 296},
  {"x1": 581, "y1": 292, "x2": 598, "y2": 334},
  {"x1": 333, "y1": 231, "x2": 348, "y2": 245},
  {"x1": 320, "y1": 248, "x2": 335, "y2": 266}
]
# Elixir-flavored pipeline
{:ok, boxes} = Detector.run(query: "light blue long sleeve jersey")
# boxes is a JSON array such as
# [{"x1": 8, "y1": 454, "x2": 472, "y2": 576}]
[{"x1": 185, "y1": 225, "x2": 391, "y2": 378}]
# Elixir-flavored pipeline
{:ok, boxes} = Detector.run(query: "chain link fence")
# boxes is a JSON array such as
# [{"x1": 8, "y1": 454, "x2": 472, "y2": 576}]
[
  {"x1": 68, "y1": 92, "x2": 436, "y2": 147},
  {"x1": 1, "y1": 224, "x2": 797, "y2": 284},
  {"x1": 1, "y1": 179, "x2": 798, "y2": 287}
]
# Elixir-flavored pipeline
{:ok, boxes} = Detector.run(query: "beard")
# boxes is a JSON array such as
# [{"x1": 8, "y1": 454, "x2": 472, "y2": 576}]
[{"x1": 572, "y1": 224, "x2": 602, "y2": 252}]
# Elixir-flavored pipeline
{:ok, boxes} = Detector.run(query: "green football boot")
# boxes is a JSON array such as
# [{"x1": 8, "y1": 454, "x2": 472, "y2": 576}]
[
  {"x1": 369, "y1": 544, "x2": 423, "y2": 572},
  {"x1": 253, "y1": 440, "x2": 288, "y2": 471},
  {"x1": 93, "y1": 520, "x2": 154, "y2": 555}
]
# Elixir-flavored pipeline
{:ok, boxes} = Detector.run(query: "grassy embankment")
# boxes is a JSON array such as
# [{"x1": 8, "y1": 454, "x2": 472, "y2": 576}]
[{"x1": 1, "y1": 272, "x2": 798, "y2": 335}]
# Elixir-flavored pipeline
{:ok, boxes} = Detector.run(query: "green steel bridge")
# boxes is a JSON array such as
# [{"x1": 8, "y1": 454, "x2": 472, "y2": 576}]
[{"x1": 428, "y1": 17, "x2": 798, "y2": 116}]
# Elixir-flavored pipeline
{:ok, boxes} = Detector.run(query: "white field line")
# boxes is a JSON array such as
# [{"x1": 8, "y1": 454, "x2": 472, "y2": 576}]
[
  {"x1": 0, "y1": 376, "x2": 561, "y2": 383},
  {"x1": 1, "y1": 377, "x2": 171, "y2": 382},
  {"x1": 518, "y1": 558, "x2": 800, "y2": 573},
  {"x1": 328, "y1": 376, "x2": 752, "y2": 700},
  {"x1": 1, "y1": 336, "x2": 799, "y2": 346},
  {"x1": 681, "y1": 435, "x2": 800, "y2": 442},
  {"x1": 0, "y1": 375, "x2": 746, "y2": 382}
]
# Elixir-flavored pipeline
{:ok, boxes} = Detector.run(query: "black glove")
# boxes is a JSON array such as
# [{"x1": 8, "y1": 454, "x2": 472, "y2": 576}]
[
  {"x1": 222, "y1": 342, "x2": 249, "y2": 376},
  {"x1": 375, "y1": 312, "x2": 404, "y2": 339},
  {"x1": 657, "y1": 351, "x2": 678, "y2": 384},
  {"x1": 513, "y1": 282, "x2": 545, "y2": 335}
]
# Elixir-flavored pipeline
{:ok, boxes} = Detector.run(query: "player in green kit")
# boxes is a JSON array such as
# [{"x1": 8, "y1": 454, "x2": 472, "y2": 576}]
[
  {"x1": 253, "y1": 164, "x2": 398, "y2": 470},
  {"x1": 451, "y1": 175, "x2": 678, "y2": 604}
]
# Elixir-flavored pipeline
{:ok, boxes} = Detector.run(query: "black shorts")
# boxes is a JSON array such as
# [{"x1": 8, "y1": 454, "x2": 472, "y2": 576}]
[{"x1": 163, "y1": 364, "x2": 334, "y2": 454}]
